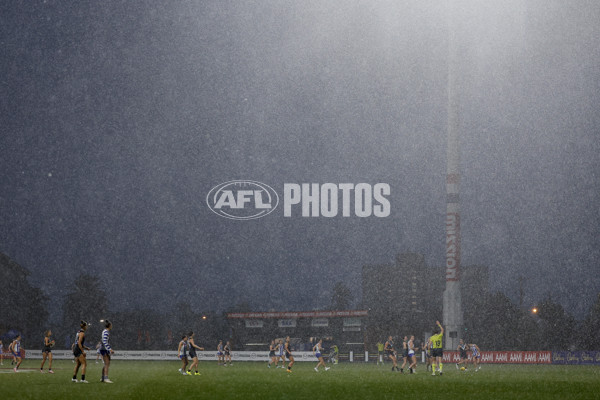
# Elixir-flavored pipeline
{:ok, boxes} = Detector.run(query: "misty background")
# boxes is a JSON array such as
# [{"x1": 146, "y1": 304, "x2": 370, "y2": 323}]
[{"x1": 1, "y1": 0, "x2": 599, "y2": 324}]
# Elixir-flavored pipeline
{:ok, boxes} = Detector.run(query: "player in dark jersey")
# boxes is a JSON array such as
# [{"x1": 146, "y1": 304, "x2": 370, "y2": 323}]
[
  {"x1": 384, "y1": 336, "x2": 399, "y2": 372},
  {"x1": 268, "y1": 339, "x2": 277, "y2": 368},
  {"x1": 400, "y1": 336, "x2": 409, "y2": 373},
  {"x1": 224, "y1": 341, "x2": 232, "y2": 366},
  {"x1": 187, "y1": 332, "x2": 204, "y2": 375},
  {"x1": 285, "y1": 336, "x2": 295, "y2": 373},
  {"x1": 456, "y1": 339, "x2": 468, "y2": 370},
  {"x1": 40, "y1": 330, "x2": 55, "y2": 373},
  {"x1": 72, "y1": 321, "x2": 91, "y2": 383}
]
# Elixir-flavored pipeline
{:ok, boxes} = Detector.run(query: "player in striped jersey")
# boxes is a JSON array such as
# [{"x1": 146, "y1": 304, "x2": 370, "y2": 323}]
[
  {"x1": 178, "y1": 335, "x2": 189, "y2": 375},
  {"x1": 312, "y1": 338, "x2": 330, "y2": 372},
  {"x1": 217, "y1": 340, "x2": 224, "y2": 366},
  {"x1": 469, "y1": 343, "x2": 482, "y2": 371},
  {"x1": 100, "y1": 320, "x2": 115, "y2": 383},
  {"x1": 10, "y1": 334, "x2": 23, "y2": 373},
  {"x1": 408, "y1": 335, "x2": 418, "y2": 373},
  {"x1": 277, "y1": 339, "x2": 286, "y2": 368}
]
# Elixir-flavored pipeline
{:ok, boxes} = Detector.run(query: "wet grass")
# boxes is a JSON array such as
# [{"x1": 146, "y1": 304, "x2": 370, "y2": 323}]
[{"x1": 2, "y1": 361, "x2": 599, "y2": 399}]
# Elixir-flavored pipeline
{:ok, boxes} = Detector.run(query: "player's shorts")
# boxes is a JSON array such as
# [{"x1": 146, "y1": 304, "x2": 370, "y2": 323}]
[
  {"x1": 42, "y1": 348, "x2": 52, "y2": 354},
  {"x1": 431, "y1": 348, "x2": 443, "y2": 358},
  {"x1": 73, "y1": 347, "x2": 83, "y2": 358},
  {"x1": 189, "y1": 350, "x2": 197, "y2": 359},
  {"x1": 179, "y1": 354, "x2": 188, "y2": 360},
  {"x1": 403, "y1": 349, "x2": 409, "y2": 357},
  {"x1": 224, "y1": 350, "x2": 230, "y2": 356},
  {"x1": 315, "y1": 352, "x2": 322, "y2": 359},
  {"x1": 217, "y1": 351, "x2": 223, "y2": 356},
  {"x1": 269, "y1": 351, "x2": 275, "y2": 357},
  {"x1": 285, "y1": 352, "x2": 293, "y2": 360},
  {"x1": 408, "y1": 350, "x2": 415, "y2": 357},
  {"x1": 100, "y1": 349, "x2": 111, "y2": 358},
  {"x1": 459, "y1": 351, "x2": 467, "y2": 359}
]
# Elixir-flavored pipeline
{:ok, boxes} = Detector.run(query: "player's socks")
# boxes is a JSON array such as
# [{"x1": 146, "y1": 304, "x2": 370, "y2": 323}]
[{"x1": 439, "y1": 363, "x2": 443, "y2": 373}]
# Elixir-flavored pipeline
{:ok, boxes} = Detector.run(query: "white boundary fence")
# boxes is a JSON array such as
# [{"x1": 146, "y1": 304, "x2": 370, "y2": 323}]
[{"x1": 22, "y1": 350, "x2": 323, "y2": 362}]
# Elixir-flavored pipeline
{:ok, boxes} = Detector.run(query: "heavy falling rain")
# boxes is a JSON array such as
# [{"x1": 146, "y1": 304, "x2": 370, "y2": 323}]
[{"x1": 1, "y1": 0, "x2": 599, "y2": 397}]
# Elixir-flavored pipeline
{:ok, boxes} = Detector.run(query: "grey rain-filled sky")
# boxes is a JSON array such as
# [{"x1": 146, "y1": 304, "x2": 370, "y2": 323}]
[{"x1": 1, "y1": 0, "x2": 599, "y2": 321}]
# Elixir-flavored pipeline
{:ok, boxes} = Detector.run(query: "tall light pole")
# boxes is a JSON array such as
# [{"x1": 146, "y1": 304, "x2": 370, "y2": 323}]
[{"x1": 443, "y1": 0, "x2": 463, "y2": 351}]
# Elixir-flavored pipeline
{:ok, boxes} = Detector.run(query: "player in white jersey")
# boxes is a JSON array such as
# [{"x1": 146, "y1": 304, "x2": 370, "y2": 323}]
[
  {"x1": 313, "y1": 339, "x2": 330, "y2": 372},
  {"x1": 178, "y1": 335, "x2": 189, "y2": 375},
  {"x1": 408, "y1": 336, "x2": 417, "y2": 373},
  {"x1": 277, "y1": 339, "x2": 286, "y2": 368},
  {"x1": 469, "y1": 343, "x2": 482, "y2": 371},
  {"x1": 10, "y1": 335, "x2": 23, "y2": 372},
  {"x1": 100, "y1": 320, "x2": 115, "y2": 383},
  {"x1": 217, "y1": 340, "x2": 224, "y2": 366}
]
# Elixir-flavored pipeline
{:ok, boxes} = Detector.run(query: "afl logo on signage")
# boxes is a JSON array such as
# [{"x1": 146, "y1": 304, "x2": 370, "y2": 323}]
[{"x1": 206, "y1": 180, "x2": 279, "y2": 220}]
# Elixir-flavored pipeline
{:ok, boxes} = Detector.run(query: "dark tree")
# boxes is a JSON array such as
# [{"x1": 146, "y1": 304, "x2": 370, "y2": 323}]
[
  {"x1": 331, "y1": 282, "x2": 353, "y2": 310},
  {"x1": 464, "y1": 291, "x2": 520, "y2": 350},
  {"x1": 536, "y1": 297, "x2": 576, "y2": 350},
  {"x1": 0, "y1": 253, "x2": 48, "y2": 346},
  {"x1": 62, "y1": 274, "x2": 109, "y2": 344},
  {"x1": 579, "y1": 293, "x2": 600, "y2": 350}
]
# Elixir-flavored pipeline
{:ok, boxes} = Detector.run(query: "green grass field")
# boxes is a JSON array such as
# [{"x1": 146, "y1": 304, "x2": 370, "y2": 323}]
[{"x1": 2, "y1": 361, "x2": 599, "y2": 400}]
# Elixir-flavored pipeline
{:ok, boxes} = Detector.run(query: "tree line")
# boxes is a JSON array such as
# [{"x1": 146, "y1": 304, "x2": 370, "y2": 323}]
[{"x1": 1, "y1": 253, "x2": 599, "y2": 351}]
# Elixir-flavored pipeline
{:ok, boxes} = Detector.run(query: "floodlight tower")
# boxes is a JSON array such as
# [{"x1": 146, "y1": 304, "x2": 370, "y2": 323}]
[{"x1": 443, "y1": 0, "x2": 463, "y2": 351}]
